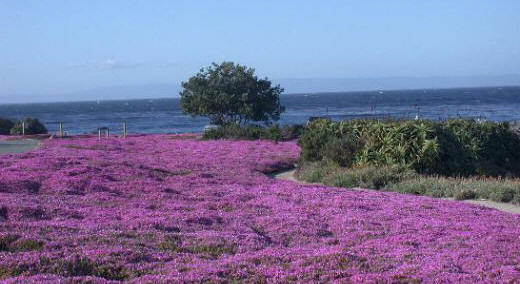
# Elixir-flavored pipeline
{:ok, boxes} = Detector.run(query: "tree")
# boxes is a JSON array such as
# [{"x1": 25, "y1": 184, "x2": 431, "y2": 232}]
[
  {"x1": 10, "y1": 117, "x2": 48, "y2": 135},
  {"x1": 180, "y1": 62, "x2": 285, "y2": 126},
  {"x1": 0, "y1": 118, "x2": 14, "y2": 135}
]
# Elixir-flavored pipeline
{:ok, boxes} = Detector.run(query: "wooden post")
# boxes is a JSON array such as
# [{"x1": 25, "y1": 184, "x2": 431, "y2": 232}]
[
  {"x1": 22, "y1": 121, "x2": 25, "y2": 137},
  {"x1": 98, "y1": 128, "x2": 101, "y2": 140},
  {"x1": 123, "y1": 122, "x2": 127, "y2": 138},
  {"x1": 59, "y1": 122, "x2": 63, "y2": 137}
]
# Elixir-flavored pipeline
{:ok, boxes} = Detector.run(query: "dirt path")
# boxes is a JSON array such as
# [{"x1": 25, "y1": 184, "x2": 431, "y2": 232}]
[
  {"x1": 270, "y1": 169, "x2": 311, "y2": 185},
  {"x1": 0, "y1": 139, "x2": 40, "y2": 155},
  {"x1": 273, "y1": 169, "x2": 520, "y2": 215},
  {"x1": 464, "y1": 200, "x2": 520, "y2": 215}
]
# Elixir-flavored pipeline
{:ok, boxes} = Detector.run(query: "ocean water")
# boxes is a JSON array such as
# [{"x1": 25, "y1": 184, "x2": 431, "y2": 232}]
[{"x1": 1, "y1": 86, "x2": 520, "y2": 135}]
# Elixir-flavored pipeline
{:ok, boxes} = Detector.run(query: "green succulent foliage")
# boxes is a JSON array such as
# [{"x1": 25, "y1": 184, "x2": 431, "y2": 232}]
[
  {"x1": 0, "y1": 118, "x2": 14, "y2": 135},
  {"x1": 10, "y1": 117, "x2": 48, "y2": 135},
  {"x1": 299, "y1": 119, "x2": 520, "y2": 177},
  {"x1": 180, "y1": 62, "x2": 285, "y2": 126}
]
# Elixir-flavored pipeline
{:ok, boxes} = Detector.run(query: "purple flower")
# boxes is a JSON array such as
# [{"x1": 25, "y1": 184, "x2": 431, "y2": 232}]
[{"x1": 0, "y1": 134, "x2": 519, "y2": 282}]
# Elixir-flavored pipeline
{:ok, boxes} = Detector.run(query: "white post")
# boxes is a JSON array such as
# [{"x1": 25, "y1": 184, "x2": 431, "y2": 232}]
[
  {"x1": 123, "y1": 123, "x2": 127, "y2": 138},
  {"x1": 22, "y1": 121, "x2": 25, "y2": 137},
  {"x1": 106, "y1": 128, "x2": 109, "y2": 138},
  {"x1": 98, "y1": 129, "x2": 101, "y2": 140},
  {"x1": 59, "y1": 122, "x2": 63, "y2": 137}
]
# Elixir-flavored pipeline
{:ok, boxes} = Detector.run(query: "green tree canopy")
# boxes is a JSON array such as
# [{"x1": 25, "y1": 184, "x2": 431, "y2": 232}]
[{"x1": 180, "y1": 62, "x2": 285, "y2": 125}]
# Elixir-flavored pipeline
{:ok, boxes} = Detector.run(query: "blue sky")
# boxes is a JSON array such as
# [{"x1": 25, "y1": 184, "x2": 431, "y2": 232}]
[{"x1": 1, "y1": 0, "x2": 519, "y2": 102}]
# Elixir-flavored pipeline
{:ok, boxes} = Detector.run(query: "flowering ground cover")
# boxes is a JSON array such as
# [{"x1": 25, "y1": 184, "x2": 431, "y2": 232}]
[{"x1": 1, "y1": 135, "x2": 520, "y2": 283}]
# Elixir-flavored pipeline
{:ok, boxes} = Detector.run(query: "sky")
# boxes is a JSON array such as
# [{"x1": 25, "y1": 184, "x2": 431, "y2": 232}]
[{"x1": 1, "y1": 0, "x2": 520, "y2": 103}]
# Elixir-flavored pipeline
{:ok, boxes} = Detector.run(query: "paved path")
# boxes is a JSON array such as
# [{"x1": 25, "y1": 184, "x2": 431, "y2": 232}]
[
  {"x1": 0, "y1": 139, "x2": 40, "y2": 154},
  {"x1": 273, "y1": 169, "x2": 520, "y2": 215}
]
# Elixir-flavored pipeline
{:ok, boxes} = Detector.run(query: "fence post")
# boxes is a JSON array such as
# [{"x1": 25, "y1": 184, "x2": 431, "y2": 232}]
[
  {"x1": 22, "y1": 121, "x2": 25, "y2": 137},
  {"x1": 123, "y1": 122, "x2": 127, "y2": 138},
  {"x1": 59, "y1": 122, "x2": 63, "y2": 138},
  {"x1": 98, "y1": 129, "x2": 101, "y2": 140},
  {"x1": 106, "y1": 128, "x2": 109, "y2": 138}
]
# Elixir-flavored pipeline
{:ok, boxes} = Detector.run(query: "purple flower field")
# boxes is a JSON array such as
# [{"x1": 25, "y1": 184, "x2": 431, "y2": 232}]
[{"x1": 1, "y1": 135, "x2": 520, "y2": 283}]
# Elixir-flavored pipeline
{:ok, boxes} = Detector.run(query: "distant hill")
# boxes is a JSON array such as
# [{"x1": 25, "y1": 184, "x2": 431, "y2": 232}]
[
  {"x1": 275, "y1": 75, "x2": 520, "y2": 94},
  {"x1": 1, "y1": 75, "x2": 520, "y2": 104}
]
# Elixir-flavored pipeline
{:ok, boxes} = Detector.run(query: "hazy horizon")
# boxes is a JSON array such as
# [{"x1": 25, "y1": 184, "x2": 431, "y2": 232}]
[{"x1": 2, "y1": 77, "x2": 520, "y2": 105}]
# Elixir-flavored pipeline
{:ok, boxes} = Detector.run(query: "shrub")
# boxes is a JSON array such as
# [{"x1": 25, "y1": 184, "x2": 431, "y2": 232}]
[
  {"x1": 454, "y1": 188, "x2": 477, "y2": 200},
  {"x1": 280, "y1": 124, "x2": 305, "y2": 140},
  {"x1": 0, "y1": 118, "x2": 14, "y2": 135},
  {"x1": 388, "y1": 176, "x2": 456, "y2": 198},
  {"x1": 328, "y1": 165, "x2": 416, "y2": 189},
  {"x1": 298, "y1": 119, "x2": 337, "y2": 161},
  {"x1": 322, "y1": 135, "x2": 365, "y2": 167},
  {"x1": 299, "y1": 119, "x2": 520, "y2": 177},
  {"x1": 296, "y1": 161, "x2": 339, "y2": 183},
  {"x1": 438, "y1": 120, "x2": 520, "y2": 177},
  {"x1": 487, "y1": 186, "x2": 516, "y2": 203},
  {"x1": 298, "y1": 161, "x2": 520, "y2": 203},
  {"x1": 512, "y1": 194, "x2": 520, "y2": 205},
  {"x1": 203, "y1": 124, "x2": 303, "y2": 142},
  {"x1": 10, "y1": 117, "x2": 48, "y2": 135},
  {"x1": 389, "y1": 176, "x2": 520, "y2": 201},
  {"x1": 298, "y1": 162, "x2": 415, "y2": 190}
]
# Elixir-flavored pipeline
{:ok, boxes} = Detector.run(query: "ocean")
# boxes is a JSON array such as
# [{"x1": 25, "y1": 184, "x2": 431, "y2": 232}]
[{"x1": 1, "y1": 86, "x2": 520, "y2": 135}]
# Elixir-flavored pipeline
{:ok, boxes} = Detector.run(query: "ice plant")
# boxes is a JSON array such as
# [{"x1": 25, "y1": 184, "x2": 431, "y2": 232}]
[{"x1": 0, "y1": 134, "x2": 519, "y2": 282}]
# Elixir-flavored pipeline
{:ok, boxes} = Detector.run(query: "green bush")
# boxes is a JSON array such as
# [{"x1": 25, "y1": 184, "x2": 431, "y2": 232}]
[
  {"x1": 298, "y1": 161, "x2": 520, "y2": 203},
  {"x1": 296, "y1": 161, "x2": 340, "y2": 183},
  {"x1": 387, "y1": 176, "x2": 456, "y2": 198},
  {"x1": 10, "y1": 117, "x2": 48, "y2": 135},
  {"x1": 299, "y1": 119, "x2": 520, "y2": 177},
  {"x1": 322, "y1": 135, "x2": 365, "y2": 168},
  {"x1": 203, "y1": 124, "x2": 303, "y2": 142},
  {"x1": 298, "y1": 162, "x2": 416, "y2": 190},
  {"x1": 327, "y1": 165, "x2": 416, "y2": 189},
  {"x1": 298, "y1": 119, "x2": 337, "y2": 161},
  {"x1": 388, "y1": 176, "x2": 520, "y2": 202},
  {"x1": 0, "y1": 118, "x2": 14, "y2": 135},
  {"x1": 454, "y1": 189, "x2": 477, "y2": 201},
  {"x1": 280, "y1": 124, "x2": 305, "y2": 140},
  {"x1": 437, "y1": 120, "x2": 520, "y2": 177}
]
